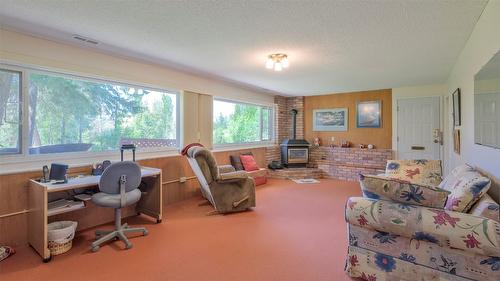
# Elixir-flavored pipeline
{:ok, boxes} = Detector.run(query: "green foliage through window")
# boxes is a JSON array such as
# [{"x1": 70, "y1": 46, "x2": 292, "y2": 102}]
[
  {"x1": 27, "y1": 72, "x2": 177, "y2": 154},
  {"x1": 0, "y1": 69, "x2": 21, "y2": 155},
  {"x1": 213, "y1": 99, "x2": 272, "y2": 145},
  {"x1": 0, "y1": 67, "x2": 178, "y2": 155}
]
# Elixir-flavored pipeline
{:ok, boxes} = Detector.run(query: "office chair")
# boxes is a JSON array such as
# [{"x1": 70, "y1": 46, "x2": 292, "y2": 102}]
[{"x1": 90, "y1": 161, "x2": 148, "y2": 252}]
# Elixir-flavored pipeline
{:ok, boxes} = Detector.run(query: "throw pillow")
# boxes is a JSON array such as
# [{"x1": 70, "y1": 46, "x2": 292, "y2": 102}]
[
  {"x1": 230, "y1": 155, "x2": 244, "y2": 171},
  {"x1": 469, "y1": 194, "x2": 500, "y2": 222},
  {"x1": 0, "y1": 246, "x2": 15, "y2": 262},
  {"x1": 441, "y1": 169, "x2": 491, "y2": 212},
  {"x1": 385, "y1": 159, "x2": 442, "y2": 186},
  {"x1": 438, "y1": 164, "x2": 474, "y2": 190},
  {"x1": 359, "y1": 174, "x2": 449, "y2": 208},
  {"x1": 240, "y1": 154, "x2": 259, "y2": 171}
]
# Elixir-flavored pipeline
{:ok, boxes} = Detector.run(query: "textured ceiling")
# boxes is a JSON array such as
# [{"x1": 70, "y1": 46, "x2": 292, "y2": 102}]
[{"x1": 0, "y1": 0, "x2": 488, "y2": 96}]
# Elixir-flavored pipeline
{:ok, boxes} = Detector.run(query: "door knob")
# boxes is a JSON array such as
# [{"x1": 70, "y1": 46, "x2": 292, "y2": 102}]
[{"x1": 433, "y1": 129, "x2": 443, "y2": 145}]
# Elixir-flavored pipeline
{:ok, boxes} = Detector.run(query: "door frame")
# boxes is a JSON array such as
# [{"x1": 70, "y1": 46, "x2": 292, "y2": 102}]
[
  {"x1": 395, "y1": 96, "x2": 444, "y2": 163},
  {"x1": 443, "y1": 95, "x2": 452, "y2": 175}
]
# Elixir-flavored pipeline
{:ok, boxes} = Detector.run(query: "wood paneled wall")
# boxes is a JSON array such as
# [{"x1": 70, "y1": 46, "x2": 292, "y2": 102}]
[
  {"x1": 0, "y1": 147, "x2": 267, "y2": 246},
  {"x1": 304, "y1": 89, "x2": 392, "y2": 149}
]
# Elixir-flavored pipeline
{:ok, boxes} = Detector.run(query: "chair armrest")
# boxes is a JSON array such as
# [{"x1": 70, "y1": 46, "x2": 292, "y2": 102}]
[
  {"x1": 218, "y1": 165, "x2": 236, "y2": 174},
  {"x1": 217, "y1": 170, "x2": 249, "y2": 181},
  {"x1": 345, "y1": 197, "x2": 500, "y2": 257}
]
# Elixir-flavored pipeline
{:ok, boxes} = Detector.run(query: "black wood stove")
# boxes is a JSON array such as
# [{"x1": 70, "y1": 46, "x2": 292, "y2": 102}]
[{"x1": 280, "y1": 109, "x2": 310, "y2": 167}]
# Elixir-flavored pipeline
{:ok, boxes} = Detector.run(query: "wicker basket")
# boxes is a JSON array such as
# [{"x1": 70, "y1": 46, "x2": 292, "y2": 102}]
[
  {"x1": 47, "y1": 221, "x2": 77, "y2": 256},
  {"x1": 48, "y1": 240, "x2": 73, "y2": 255}
]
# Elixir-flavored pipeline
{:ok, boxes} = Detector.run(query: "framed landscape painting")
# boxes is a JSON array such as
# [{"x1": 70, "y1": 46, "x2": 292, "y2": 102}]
[
  {"x1": 313, "y1": 108, "x2": 348, "y2": 131},
  {"x1": 357, "y1": 100, "x2": 381, "y2": 128}
]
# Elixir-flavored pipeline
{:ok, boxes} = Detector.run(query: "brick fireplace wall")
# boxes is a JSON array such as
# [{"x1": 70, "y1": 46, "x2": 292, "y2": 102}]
[
  {"x1": 275, "y1": 95, "x2": 304, "y2": 144},
  {"x1": 267, "y1": 95, "x2": 393, "y2": 181},
  {"x1": 266, "y1": 95, "x2": 305, "y2": 164}
]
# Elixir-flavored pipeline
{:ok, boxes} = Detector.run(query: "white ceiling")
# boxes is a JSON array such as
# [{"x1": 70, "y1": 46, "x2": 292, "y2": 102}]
[{"x1": 0, "y1": 0, "x2": 488, "y2": 96}]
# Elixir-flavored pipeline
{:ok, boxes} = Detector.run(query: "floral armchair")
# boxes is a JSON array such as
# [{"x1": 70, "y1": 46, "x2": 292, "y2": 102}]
[{"x1": 345, "y1": 160, "x2": 500, "y2": 281}]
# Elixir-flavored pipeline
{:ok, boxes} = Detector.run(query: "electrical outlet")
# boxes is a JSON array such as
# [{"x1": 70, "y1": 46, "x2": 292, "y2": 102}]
[{"x1": 179, "y1": 176, "x2": 187, "y2": 183}]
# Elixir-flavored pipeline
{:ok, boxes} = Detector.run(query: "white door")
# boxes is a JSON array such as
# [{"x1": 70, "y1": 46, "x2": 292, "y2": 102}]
[{"x1": 397, "y1": 97, "x2": 441, "y2": 160}]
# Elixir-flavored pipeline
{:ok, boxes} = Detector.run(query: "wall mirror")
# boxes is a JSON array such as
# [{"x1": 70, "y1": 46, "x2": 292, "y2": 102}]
[{"x1": 474, "y1": 50, "x2": 500, "y2": 148}]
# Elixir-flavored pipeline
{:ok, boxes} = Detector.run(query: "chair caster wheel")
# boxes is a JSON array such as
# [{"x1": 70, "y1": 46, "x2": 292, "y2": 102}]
[
  {"x1": 43, "y1": 255, "x2": 52, "y2": 263},
  {"x1": 125, "y1": 243, "x2": 133, "y2": 250},
  {"x1": 91, "y1": 246, "x2": 100, "y2": 252},
  {"x1": 156, "y1": 219, "x2": 162, "y2": 223},
  {"x1": 143, "y1": 230, "x2": 149, "y2": 236}
]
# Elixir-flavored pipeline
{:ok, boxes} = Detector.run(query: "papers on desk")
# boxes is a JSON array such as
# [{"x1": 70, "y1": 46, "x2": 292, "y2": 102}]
[{"x1": 48, "y1": 199, "x2": 85, "y2": 216}]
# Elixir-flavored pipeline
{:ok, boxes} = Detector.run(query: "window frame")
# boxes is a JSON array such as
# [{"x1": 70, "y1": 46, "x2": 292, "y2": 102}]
[
  {"x1": 212, "y1": 97, "x2": 275, "y2": 149},
  {"x1": 0, "y1": 62, "x2": 181, "y2": 169},
  {"x1": 0, "y1": 68, "x2": 23, "y2": 155}
]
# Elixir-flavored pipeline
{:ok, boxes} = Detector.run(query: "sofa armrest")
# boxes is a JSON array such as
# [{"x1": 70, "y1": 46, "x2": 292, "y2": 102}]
[
  {"x1": 217, "y1": 170, "x2": 249, "y2": 182},
  {"x1": 218, "y1": 165, "x2": 236, "y2": 174},
  {"x1": 345, "y1": 197, "x2": 500, "y2": 257}
]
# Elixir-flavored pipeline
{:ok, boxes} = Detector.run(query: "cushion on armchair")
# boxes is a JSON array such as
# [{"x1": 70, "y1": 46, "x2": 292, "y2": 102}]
[
  {"x1": 439, "y1": 164, "x2": 491, "y2": 212},
  {"x1": 240, "y1": 154, "x2": 259, "y2": 171},
  {"x1": 469, "y1": 194, "x2": 500, "y2": 222},
  {"x1": 230, "y1": 155, "x2": 244, "y2": 171},
  {"x1": 385, "y1": 159, "x2": 442, "y2": 186},
  {"x1": 239, "y1": 154, "x2": 267, "y2": 186},
  {"x1": 359, "y1": 174, "x2": 449, "y2": 208}
]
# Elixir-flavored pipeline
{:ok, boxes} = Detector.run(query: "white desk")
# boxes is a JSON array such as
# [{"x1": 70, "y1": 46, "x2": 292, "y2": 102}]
[{"x1": 28, "y1": 166, "x2": 162, "y2": 262}]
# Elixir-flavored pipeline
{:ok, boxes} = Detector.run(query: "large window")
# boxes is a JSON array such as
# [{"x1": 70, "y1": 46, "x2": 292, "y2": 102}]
[
  {"x1": 0, "y1": 69, "x2": 22, "y2": 155},
  {"x1": 0, "y1": 65, "x2": 178, "y2": 156},
  {"x1": 213, "y1": 99, "x2": 273, "y2": 145}
]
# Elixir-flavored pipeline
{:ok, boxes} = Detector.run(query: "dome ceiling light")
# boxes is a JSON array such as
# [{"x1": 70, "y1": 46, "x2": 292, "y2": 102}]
[{"x1": 265, "y1": 53, "x2": 289, "y2": 71}]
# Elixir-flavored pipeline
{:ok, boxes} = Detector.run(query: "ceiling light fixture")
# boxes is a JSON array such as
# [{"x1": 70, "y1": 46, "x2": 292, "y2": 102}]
[{"x1": 265, "y1": 53, "x2": 289, "y2": 71}]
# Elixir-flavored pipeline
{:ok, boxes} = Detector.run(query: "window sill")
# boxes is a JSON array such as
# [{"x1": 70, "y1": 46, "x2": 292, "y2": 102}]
[
  {"x1": 212, "y1": 142, "x2": 277, "y2": 153},
  {"x1": 0, "y1": 148, "x2": 180, "y2": 175}
]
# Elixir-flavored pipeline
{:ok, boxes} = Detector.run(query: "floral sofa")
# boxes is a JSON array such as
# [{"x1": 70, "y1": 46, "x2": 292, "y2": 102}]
[{"x1": 345, "y1": 160, "x2": 500, "y2": 281}]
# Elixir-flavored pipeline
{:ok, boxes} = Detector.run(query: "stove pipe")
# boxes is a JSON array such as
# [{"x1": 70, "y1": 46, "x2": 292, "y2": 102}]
[{"x1": 291, "y1": 109, "x2": 298, "y2": 140}]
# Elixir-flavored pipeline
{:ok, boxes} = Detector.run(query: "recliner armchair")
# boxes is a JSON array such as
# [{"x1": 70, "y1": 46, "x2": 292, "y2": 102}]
[{"x1": 186, "y1": 146, "x2": 256, "y2": 214}]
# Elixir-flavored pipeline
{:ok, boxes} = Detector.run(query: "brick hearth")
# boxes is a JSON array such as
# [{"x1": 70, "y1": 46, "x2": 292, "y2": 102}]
[
  {"x1": 268, "y1": 167, "x2": 324, "y2": 179},
  {"x1": 265, "y1": 145, "x2": 393, "y2": 181},
  {"x1": 309, "y1": 146, "x2": 392, "y2": 181}
]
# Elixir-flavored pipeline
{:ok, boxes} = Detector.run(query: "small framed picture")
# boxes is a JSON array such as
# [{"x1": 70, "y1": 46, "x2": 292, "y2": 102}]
[
  {"x1": 313, "y1": 108, "x2": 348, "y2": 131},
  {"x1": 453, "y1": 129, "x2": 460, "y2": 154},
  {"x1": 452, "y1": 88, "x2": 461, "y2": 126},
  {"x1": 357, "y1": 100, "x2": 381, "y2": 128}
]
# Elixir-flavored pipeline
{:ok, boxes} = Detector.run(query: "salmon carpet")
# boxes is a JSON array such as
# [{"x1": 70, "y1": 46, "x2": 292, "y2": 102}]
[{"x1": 0, "y1": 179, "x2": 361, "y2": 281}]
